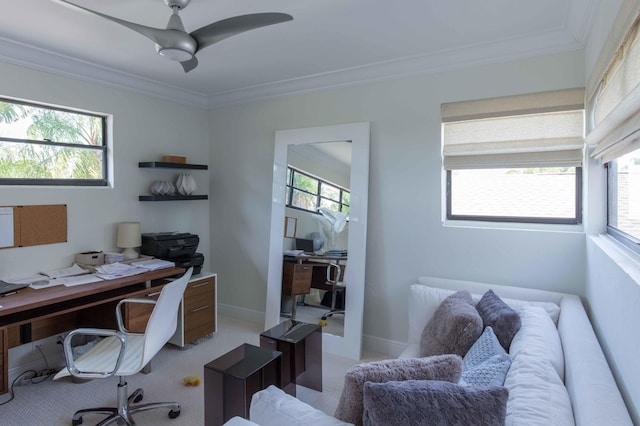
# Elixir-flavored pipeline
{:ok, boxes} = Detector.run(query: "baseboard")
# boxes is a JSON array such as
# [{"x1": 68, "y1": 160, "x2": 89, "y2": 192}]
[
  {"x1": 362, "y1": 333, "x2": 407, "y2": 358},
  {"x1": 217, "y1": 302, "x2": 264, "y2": 325},
  {"x1": 217, "y1": 303, "x2": 407, "y2": 359}
]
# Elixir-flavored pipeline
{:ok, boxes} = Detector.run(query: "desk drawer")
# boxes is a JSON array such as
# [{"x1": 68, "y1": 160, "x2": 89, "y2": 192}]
[
  {"x1": 183, "y1": 303, "x2": 215, "y2": 344},
  {"x1": 282, "y1": 263, "x2": 312, "y2": 295},
  {"x1": 183, "y1": 276, "x2": 216, "y2": 344},
  {"x1": 124, "y1": 288, "x2": 163, "y2": 333},
  {"x1": 184, "y1": 277, "x2": 215, "y2": 309}
]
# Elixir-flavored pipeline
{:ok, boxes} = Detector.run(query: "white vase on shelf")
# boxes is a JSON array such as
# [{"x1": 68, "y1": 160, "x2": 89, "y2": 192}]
[
  {"x1": 150, "y1": 180, "x2": 175, "y2": 196},
  {"x1": 176, "y1": 174, "x2": 197, "y2": 195}
]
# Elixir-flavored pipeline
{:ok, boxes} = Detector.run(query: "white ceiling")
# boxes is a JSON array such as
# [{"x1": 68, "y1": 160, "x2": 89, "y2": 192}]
[{"x1": 0, "y1": 0, "x2": 601, "y2": 107}]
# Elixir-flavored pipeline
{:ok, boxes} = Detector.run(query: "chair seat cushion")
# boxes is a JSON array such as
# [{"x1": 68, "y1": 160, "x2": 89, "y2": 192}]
[{"x1": 54, "y1": 334, "x2": 146, "y2": 379}]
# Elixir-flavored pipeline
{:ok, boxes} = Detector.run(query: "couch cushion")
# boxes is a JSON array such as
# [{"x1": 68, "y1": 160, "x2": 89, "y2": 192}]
[
  {"x1": 250, "y1": 385, "x2": 352, "y2": 426},
  {"x1": 461, "y1": 353, "x2": 512, "y2": 387},
  {"x1": 362, "y1": 380, "x2": 508, "y2": 426},
  {"x1": 334, "y1": 354, "x2": 462, "y2": 426},
  {"x1": 407, "y1": 284, "x2": 560, "y2": 347},
  {"x1": 476, "y1": 290, "x2": 522, "y2": 351},
  {"x1": 419, "y1": 290, "x2": 483, "y2": 357},
  {"x1": 463, "y1": 326, "x2": 505, "y2": 369},
  {"x1": 509, "y1": 305, "x2": 564, "y2": 380},
  {"x1": 504, "y1": 353, "x2": 575, "y2": 426}
]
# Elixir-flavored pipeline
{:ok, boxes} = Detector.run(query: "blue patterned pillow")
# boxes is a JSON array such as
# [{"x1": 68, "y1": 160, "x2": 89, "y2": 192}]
[
  {"x1": 460, "y1": 353, "x2": 512, "y2": 387},
  {"x1": 463, "y1": 326, "x2": 505, "y2": 369}
]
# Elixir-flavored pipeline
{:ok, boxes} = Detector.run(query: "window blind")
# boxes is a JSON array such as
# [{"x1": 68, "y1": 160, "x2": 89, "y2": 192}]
[
  {"x1": 442, "y1": 88, "x2": 585, "y2": 170},
  {"x1": 588, "y1": 8, "x2": 640, "y2": 163}
]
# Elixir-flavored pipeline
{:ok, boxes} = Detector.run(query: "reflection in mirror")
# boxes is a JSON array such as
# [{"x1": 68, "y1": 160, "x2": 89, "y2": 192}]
[
  {"x1": 280, "y1": 141, "x2": 352, "y2": 337},
  {"x1": 265, "y1": 122, "x2": 369, "y2": 360}
]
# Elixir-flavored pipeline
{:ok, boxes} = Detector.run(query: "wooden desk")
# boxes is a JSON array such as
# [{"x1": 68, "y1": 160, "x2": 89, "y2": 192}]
[
  {"x1": 0, "y1": 267, "x2": 184, "y2": 395},
  {"x1": 281, "y1": 255, "x2": 347, "y2": 318}
]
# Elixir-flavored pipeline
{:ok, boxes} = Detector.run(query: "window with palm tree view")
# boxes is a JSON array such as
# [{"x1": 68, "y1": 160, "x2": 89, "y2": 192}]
[
  {"x1": 286, "y1": 166, "x2": 350, "y2": 215},
  {"x1": 0, "y1": 98, "x2": 107, "y2": 186}
]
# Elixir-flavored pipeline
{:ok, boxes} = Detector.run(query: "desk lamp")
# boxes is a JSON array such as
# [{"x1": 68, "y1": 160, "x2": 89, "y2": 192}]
[{"x1": 117, "y1": 222, "x2": 141, "y2": 260}]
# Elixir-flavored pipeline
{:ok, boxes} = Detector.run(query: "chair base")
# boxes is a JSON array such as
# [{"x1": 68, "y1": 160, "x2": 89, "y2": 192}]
[{"x1": 71, "y1": 377, "x2": 180, "y2": 426}]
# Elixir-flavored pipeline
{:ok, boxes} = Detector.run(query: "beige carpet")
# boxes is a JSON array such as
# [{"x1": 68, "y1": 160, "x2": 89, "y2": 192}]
[{"x1": 0, "y1": 315, "x2": 385, "y2": 425}]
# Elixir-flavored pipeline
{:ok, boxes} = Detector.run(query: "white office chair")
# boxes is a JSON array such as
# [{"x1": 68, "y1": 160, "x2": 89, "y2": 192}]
[
  {"x1": 54, "y1": 267, "x2": 193, "y2": 426},
  {"x1": 320, "y1": 263, "x2": 345, "y2": 324}
]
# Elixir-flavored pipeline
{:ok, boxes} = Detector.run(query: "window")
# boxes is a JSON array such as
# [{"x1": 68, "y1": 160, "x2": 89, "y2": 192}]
[
  {"x1": 286, "y1": 166, "x2": 350, "y2": 215},
  {"x1": 607, "y1": 150, "x2": 640, "y2": 248},
  {"x1": 442, "y1": 88, "x2": 585, "y2": 224},
  {"x1": 447, "y1": 168, "x2": 581, "y2": 223},
  {"x1": 0, "y1": 97, "x2": 107, "y2": 186},
  {"x1": 587, "y1": 10, "x2": 640, "y2": 253}
]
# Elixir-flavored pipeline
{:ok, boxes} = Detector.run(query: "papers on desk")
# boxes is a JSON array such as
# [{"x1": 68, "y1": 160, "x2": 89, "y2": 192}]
[
  {"x1": 130, "y1": 258, "x2": 175, "y2": 271},
  {"x1": 93, "y1": 262, "x2": 147, "y2": 280},
  {"x1": 38, "y1": 263, "x2": 106, "y2": 287},
  {"x1": 283, "y1": 250, "x2": 305, "y2": 256},
  {"x1": 8, "y1": 273, "x2": 104, "y2": 288},
  {"x1": 40, "y1": 263, "x2": 90, "y2": 279},
  {"x1": 57, "y1": 274, "x2": 104, "y2": 286}
]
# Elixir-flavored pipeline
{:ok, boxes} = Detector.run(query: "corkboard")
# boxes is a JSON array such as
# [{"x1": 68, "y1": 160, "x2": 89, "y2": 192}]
[{"x1": 0, "y1": 204, "x2": 67, "y2": 248}]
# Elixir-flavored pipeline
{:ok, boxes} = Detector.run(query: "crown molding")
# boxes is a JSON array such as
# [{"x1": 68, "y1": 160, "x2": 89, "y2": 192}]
[
  {"x1": 206, "y1": 27, "x2": 585, "y2": 108},
  {"x1": 0, "y1": 36, "x2": 209, "y2": 109},
  {"x1": 0, "y1": 18, "x2": 591, "y2": 111}
]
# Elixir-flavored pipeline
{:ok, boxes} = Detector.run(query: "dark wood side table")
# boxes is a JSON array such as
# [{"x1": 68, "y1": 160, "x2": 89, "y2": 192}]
[
  {"x1": 260, "y1": 320, "x2": 322, "y2": 396},
  {"x1": 204, "y1": 343, "x2": 282, "y2": 426}
]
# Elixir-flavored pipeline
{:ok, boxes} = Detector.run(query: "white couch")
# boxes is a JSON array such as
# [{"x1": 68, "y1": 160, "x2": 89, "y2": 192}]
[
  {"x1": 401, "y1": 277, "x2": 632, "y2": 426},
  {"x1": 227, "y1": 277, "x2": 633, "y2": 426}
]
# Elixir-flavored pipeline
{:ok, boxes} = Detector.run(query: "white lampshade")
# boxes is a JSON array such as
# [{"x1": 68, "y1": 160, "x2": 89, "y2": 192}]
[{"x1": 117, "y1": 222, "x2": 141, "y2": 260}]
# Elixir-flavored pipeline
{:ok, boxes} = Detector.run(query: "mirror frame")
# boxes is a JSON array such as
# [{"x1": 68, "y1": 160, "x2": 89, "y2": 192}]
[{"x1": 265, "y1": 122, "x2": 370, "y2": 360}]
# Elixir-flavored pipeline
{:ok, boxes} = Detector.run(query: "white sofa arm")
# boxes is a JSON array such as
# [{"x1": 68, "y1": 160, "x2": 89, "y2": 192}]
[
  {"x1": 223, "y1": 417, "x2": 259, "y2": 426},
  {"x1": 250, "y1": 385, "x2": 353, "y2": 426},
  {"x1": 558, "y1": 296, "x2": 633, "y2": 426}
]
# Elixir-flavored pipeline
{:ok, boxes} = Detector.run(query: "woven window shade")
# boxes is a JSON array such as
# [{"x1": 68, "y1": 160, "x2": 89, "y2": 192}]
[
  {"x1": 442, "y1": 88, "x2": 585, "y2": 170},
  {"x1": 588, "y1": 9, "x2": 640, "y2": 163}
]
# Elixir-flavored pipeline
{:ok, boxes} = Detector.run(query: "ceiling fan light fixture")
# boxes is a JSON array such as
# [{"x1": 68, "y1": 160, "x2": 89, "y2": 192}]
[{"x1": 157, "y1": 47, "x2": 193, "y2": 62}]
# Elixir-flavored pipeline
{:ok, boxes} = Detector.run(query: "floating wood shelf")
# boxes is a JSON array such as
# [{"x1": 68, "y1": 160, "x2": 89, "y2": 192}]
[
  {"x1": 139, "y1": 195, "x2": 208, "y2": 202},
  {"x1": 138, "y1": 161, "x2": 208, "y2": 170},
  {"x1": 139, "y1": 160, "x2": 208, "y2": 201}
]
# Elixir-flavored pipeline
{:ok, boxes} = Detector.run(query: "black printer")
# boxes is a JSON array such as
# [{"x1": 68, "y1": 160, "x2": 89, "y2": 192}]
[{"x1": 141, "y1": 232, "x2": 204, "y2": 275}]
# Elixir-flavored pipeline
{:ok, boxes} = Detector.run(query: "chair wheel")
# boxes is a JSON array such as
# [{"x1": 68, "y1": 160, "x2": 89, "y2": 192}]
[
  {"x1": 133, "y1": 394, "x2": 143, "y2": 403},
  {"x1": 72, "y1": 417, "x2": 83, "y2": 426},
  {"x1": 168, "y1": 409, "x2": 181, "y2": 419}
]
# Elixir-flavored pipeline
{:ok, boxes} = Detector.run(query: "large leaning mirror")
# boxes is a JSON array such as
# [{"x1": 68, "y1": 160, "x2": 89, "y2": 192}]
[{"x1": 265, "y1": 122, "x2": 370, "y2": 360}]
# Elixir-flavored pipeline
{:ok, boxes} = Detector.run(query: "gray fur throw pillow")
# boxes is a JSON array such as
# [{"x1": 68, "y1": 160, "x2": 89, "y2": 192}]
[
  {"x1": 334, "y1": 354, "x2": 463, "y2": 426},
  {"x1": 362, "y1": 380, "x2": 508, "y2": 426},
  {"x1": 419, "y1": 290, "x2": 483, "y2": 357},
  {"x1": 476, "y1": 289, "x2": 522, "y2": 351}
]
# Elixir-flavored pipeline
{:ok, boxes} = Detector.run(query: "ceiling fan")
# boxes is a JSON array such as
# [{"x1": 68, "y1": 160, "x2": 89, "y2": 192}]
[{"x1": 53, "y1": 0, "x2": 293, "y2": 73}]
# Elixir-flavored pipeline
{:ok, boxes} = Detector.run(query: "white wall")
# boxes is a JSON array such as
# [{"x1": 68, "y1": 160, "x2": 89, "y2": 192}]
[
  {"x1": 585, "y1": 237, "x2": 640, "y2": 423},
  {"x1": 0, "y1": 61, "x2": 210, "y2": 277},
  {"x1": 209, "y1": 49, "x2": 587, "y2": 348},
  {"x1": 582, "y1": 1, "x2": 640, "y2": 421},
  {"x1": 0, "y1": 61, "x2": 211, "y2": 374}
]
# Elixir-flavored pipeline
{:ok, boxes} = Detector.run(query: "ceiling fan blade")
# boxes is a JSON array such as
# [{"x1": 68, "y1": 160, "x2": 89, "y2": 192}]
[
  {"x1": 181, "y1": 56, "x2": 198, "y2": 73},
  {"x1": 53, "y1": 0, "x2": 169, "y2": 46},
  {"x1": 190, "y1": 13, "x2": 293, "y2": 53}
]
